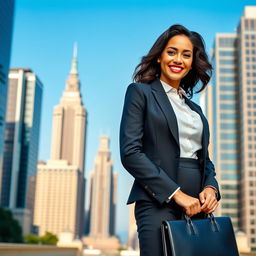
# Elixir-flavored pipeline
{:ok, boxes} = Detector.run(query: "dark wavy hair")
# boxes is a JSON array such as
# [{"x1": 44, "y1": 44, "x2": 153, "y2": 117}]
[{"x1": 133, "y1": 24, "x2": 212, "y2": 98}]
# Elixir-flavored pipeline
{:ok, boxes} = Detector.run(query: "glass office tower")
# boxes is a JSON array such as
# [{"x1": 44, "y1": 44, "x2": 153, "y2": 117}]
[
  {"x1": 211, "y1": 34, "x2": 240, "y2": 230},
  {"x1": 205, "y1": 6, "x2": 256, "y2": 248},
  {"x1": 0, "y1": 0, "x2": 15, "y2": 201},
  {"x1": 1, "y1": 69, "x2": 43, "y2": 234},
  {"x1": 237, "y1": 6, "x2": 256, "y2": 247}
]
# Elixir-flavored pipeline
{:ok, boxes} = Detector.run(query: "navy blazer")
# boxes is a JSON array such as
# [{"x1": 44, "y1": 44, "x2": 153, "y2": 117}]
[{"x1": 120, "y1": 79, "x2": 220, "y2": 205}]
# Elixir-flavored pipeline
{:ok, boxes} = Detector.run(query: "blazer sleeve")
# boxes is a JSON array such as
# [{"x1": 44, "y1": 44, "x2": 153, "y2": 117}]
[
  {"x1": 203, "y1": 150, "x2": 221, "y2": 201},
  {"x1": 119, "y1": 83, "x2": 180, "y2": 205},
  {"x1": 195, "y1": 104, "x2": 221, "y2": 201}
]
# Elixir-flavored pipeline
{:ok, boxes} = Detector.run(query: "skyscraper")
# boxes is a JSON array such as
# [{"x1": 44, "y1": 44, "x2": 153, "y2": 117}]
[
  {"x1": 33, "y1": 44, "x2": 87, "y2": 238},
  {"x1": 209, "y1": 33, "x2": 240, "y2": 229},
  {"x1": 205, "y1": 5, "x2": 256, "y2": 247},
  {"x1": 237, "y1": 6, "x2": 256, "y2": 248},
  {"x1": 0, "y1": 0, "x2": 15, "y2": 201},
  {"x1": 83, "y1": 136, "x2": 119, "y2": 252},
  {"x1": 0, "y1": 68, "x2": 43, "y2": 235}
]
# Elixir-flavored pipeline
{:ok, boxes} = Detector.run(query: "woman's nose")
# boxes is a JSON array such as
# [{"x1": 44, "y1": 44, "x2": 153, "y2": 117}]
[{"x1": 173, "y1": 54, "x2": 182, "y2": 64}]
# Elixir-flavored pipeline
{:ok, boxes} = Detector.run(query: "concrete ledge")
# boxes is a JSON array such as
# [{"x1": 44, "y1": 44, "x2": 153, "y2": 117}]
[{"x1": 0, "y1": 243, "x2": 78, "y2": 256}]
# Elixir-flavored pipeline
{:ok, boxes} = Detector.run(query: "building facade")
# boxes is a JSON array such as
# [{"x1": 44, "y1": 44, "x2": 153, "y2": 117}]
[
  {"x1": 83, "y1": 136, "x2": 119, "y2": 252},
  {"x1": 0, "y1": 0, "x2": 15, "y2": 201},
  {"x1": 0, "y1": 68, "x2": 43, "y2": 234},
  {"x1": 237, "y1": 6, "x2": 256, "y2": 248},
  {"x1": 33, "y1": 45, "x2": 87, "y2": 238},
  {"x1": 205, "y1": 6, "x2": 256, "y2": 247},
  {"x1": 210, "y1": 33, "x2": 240, "y2": 229},
  {"x1": 88, "y1": 136, "x2": 117, "y2": 238}
]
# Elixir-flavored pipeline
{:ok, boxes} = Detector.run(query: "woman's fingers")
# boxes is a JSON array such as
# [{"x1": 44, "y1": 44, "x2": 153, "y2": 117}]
[
  {"x1": 207, "y1": 202, "x2": 219, "y2": 214},
  {"x1": 185, "y1": 198, "x2": 201, "y2": 216},
  {"x1": 204, "y1": 201, "x2": 219, "y2": 214},
  {"x1": 201, "y1": 193, "x2": 215, "y2": 210},
  {"x1": 173, "y1": 190, "x2": 203, "y2": 217}
]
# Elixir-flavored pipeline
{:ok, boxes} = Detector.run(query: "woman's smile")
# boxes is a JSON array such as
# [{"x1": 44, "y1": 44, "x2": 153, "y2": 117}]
[{"x1": 169, "y1": 65, "x2": 184, "y2": 73}]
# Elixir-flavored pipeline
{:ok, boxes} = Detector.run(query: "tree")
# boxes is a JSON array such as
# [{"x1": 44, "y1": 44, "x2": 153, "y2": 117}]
[
  {"x1": 40, "y1": 232, "x2": 58, "y2": 245},
  {"x1": 24, "y1": 233, "x2": 40, "y2": 244},
  {"x1": 0, "y1": 207, "x2": 23, "y2": 243},
  {"x1": 25, "y1": 231, "x2": 58, "y2": 245}
]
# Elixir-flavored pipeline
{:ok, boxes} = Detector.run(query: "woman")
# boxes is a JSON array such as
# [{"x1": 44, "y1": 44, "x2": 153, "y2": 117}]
[{"x1": 119, "y1": 24, "x2": 220, "y2": 256}]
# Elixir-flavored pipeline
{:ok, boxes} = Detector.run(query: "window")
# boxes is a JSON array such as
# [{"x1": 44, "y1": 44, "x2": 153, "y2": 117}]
[
  {"x1": 220, "y1": 113, "x2": 236, "y2": 120},
  {"x1": 219, "y1": 51, "x2": 235, "y2": 56},
  {"x1": 219, "y1": 38, "x2": 235, "y2": 47},
  {"x1": 220, "y1": 77, "x2": 235, "y2": 82},
  {"x1": 221, "y1": 153, "x2": 237, "y2": 160},
  {"x1": 219, "y1": 59, "x2": 235, "y2": 65},
  {"x1": 221, "y1": 184, "x2": 238, "y2": 190},
  {"x1": 220, "y1": 123, "x2": 236, "y2": 130},
  {"x1": 221, "y1": 163, "x2": 238, "y2": 170},
  {"x1": 222, "y1": 194, "x2": 237, "y2": 199},
  {"x1": 222, "y1": 203, "x2": 238, "y2": 208},
  {"x1": 220, "y1": 104, "x2": 236, "y2": 110},
  {"x1": 221, "y1": 132, "x2": 237, "y2": 140},
  {"x1": 220, "y1": 68, "x2": 235, "y2": 73},
  {"x1": 220, "y1": 94, "x2": 236, "y2": 101},
  {"x1": 220, "y1": 86, "x2": 236, "y2": 92}
]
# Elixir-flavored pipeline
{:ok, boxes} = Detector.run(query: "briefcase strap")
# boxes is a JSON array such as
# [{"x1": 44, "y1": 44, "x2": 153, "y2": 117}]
[{"x1": 161, "y1": 221, "x2": 173, "y2": 256}]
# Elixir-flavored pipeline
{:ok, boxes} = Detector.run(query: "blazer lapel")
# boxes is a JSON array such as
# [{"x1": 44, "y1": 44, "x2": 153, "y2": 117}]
[{"x1": 151, "y1": 79, "x2": 180, "y2": 148}]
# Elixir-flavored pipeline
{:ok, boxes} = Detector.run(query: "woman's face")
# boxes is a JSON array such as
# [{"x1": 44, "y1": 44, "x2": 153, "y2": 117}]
[{"x1": 158, "y1": 34, "x2": 193, "y2": 88}]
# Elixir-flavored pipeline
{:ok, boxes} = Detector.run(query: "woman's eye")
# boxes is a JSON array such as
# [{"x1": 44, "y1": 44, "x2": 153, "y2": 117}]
[
  {"x1": 184, "y1": 54, "x2": 191, "y2": 58},
  {"x1": 167, "y1": 51, "x2": 175, "y2": 55}
]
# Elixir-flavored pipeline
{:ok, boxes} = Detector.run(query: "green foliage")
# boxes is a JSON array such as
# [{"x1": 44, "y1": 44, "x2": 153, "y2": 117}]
[
  {"x1": 24, "y1": 233, "x2": 40, "y2": 244},
  {"x1": 40, "y1": 231, "x2": 58, "y2": 245},
  {"x1": 0, "y1": 207, "x2": 23, "y2": 243},
  {"x1": 118, "y1": 246, "x2": 127, "y2": 252},
  {"x1": 25, "y1": 231, "x2": 58, "y2": 245}
]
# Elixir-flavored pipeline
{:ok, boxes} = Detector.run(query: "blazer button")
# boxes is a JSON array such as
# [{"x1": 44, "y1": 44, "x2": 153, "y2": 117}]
[
  {"x1": 144, "y1": 185, "x2": 148, "y2": 189},
  {"x1": 152, "y1": 193, "x2": 156, "y2": 196}
]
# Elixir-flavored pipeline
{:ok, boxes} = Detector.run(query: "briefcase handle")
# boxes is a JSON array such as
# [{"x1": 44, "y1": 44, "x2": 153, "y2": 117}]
[{"x1": 184, "y1": 213, "x2": 220, "y2": 233}]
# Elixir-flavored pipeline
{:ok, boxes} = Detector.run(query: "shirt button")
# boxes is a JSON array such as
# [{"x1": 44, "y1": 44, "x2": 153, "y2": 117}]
[{"x1": 152, "y1": 193, "x2": 156, "y2": 196}]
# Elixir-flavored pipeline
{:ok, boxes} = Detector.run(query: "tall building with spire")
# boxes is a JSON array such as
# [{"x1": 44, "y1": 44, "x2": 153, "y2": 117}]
[
  {"x1": 83, "y1": 136, "x2": 120, "y2": 252},
  {"x1": 33, "y1": 44, "x2": 87, "y2": 238}
]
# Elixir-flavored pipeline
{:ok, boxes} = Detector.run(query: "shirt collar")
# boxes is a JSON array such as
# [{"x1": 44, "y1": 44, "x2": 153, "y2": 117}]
[{"x1": 160, "y1": 80, "x2": 187, "y2": 99}]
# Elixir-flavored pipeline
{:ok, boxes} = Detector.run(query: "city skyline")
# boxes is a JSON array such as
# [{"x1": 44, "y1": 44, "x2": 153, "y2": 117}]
[
  {"x1": 33, "y1": 47, "x2": 87, "y2": 238},
  {"x1": 10, "y1": 0, "x2": 256, "y2": 242}
]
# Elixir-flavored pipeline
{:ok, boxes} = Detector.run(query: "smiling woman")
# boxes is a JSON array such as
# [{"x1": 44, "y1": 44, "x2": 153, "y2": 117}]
[
  {"x1": 120, "y1": 24, "x2": 220, "y2": 256},
  {"x1": 157, "y1": 34, "x2": 193, "y2": 89},
  {"x1": 133, "y1": 24, "x2": 212, "y2": 98}
]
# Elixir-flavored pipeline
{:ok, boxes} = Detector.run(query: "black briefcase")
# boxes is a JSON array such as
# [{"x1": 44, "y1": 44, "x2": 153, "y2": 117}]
[{"x1": 161, "y1": 214, "x2": 239, "y2": 256}]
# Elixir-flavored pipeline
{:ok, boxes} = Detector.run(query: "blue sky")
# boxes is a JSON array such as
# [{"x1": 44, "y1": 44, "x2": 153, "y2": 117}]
[{"x1": 11, "y1": 0, "x2": 256, "y2": 243}]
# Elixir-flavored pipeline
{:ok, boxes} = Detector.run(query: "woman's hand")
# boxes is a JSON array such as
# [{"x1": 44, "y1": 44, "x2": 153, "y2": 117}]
[
  {"x1": 173, "y1": 190, "x2": 201, "y2": 217},
  {"x1": 199, "y1": 187, "x2": 218, "y2": 214}
]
